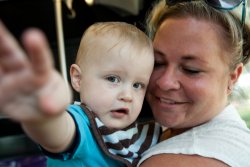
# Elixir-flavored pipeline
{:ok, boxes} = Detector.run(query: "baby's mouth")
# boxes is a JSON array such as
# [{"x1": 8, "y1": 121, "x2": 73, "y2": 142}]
[
  {"x1": 111, "y1": 108, "x2": 129, "y2": 118},
  {"x1": 111, "y1": 108, "x2": 129, "y2": 114}
]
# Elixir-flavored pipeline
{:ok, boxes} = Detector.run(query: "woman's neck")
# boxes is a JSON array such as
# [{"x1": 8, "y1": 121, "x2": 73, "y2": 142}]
[{"x1": 160, "y1": 128, "x2": 190, "y2": 141}]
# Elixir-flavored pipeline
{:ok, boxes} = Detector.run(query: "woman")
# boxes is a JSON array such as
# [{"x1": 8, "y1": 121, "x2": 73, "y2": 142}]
[
  {"x1": 0, "y1": 0, "x2": 250, "y2": 167},
  {"x1": 139, "y1": 0, "x2": 250, "y2": 167}
]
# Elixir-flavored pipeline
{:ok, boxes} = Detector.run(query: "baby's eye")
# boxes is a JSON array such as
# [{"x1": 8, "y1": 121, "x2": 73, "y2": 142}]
[
  {"x1": 133, "y1": 83, "x2": 144, "y2": 90},
  {"x1": 105, "y1": 75, "x2": 120, "y2": 83}
]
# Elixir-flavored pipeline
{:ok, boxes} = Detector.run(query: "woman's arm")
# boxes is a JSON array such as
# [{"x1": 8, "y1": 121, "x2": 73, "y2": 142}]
[{"x1": 140, "y1": 154, "x2": 229, "y2": 167}]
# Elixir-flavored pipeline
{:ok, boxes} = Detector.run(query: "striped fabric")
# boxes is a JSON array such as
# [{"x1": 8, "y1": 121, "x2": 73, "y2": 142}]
[{"x1": 81, "y1": 104, "x2": 161, "y2": 167}]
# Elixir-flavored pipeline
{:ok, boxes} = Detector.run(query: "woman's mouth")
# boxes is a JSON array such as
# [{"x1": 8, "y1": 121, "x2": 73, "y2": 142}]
[
  {"x1": 160, "y1": 98, "x2": 183, "y2": 104},
  {"x1": 157, "y1": 96, "x2": 191, "y2": 107}
]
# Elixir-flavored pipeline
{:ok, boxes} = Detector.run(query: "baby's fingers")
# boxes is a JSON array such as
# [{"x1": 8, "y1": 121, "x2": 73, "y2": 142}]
[
  {"x1": 0, "y1": 21, "x2": 29, "y2": 72},
  {"x1": 22, "y1": 29, "x2": 54, "y2": 87}
]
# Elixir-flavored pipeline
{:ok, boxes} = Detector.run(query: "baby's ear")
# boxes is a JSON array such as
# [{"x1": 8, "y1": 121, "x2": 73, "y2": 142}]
[{"x1": 70, "y1": 64, "x2": 81, "y2": 92}]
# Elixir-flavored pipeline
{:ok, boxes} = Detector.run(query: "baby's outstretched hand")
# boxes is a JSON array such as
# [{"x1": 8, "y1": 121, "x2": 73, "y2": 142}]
[{"x1": 0, "y1": 21, "x2": 72, "y2": 122}]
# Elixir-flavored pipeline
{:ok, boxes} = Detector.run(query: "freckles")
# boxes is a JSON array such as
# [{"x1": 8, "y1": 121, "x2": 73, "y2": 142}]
[
  {"x1": 192, "y1": 81, "x2": 206, "y2": 89},
  {"x1": 147, "y1": 79, "x2": 156, "y2": 90},
  {"x1": 187, "y1": 81, "x2": 207, "y2": 96},
  {"x1": 148, "y1": 72, "x2": 161, "y2": 86},
  {"x1": 148, "y1": 73, "x2": 157, "y2": 83}
]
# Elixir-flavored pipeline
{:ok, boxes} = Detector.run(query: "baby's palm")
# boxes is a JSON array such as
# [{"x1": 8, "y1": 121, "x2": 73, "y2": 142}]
[{"x1": 0, "y1": 22, "x2": 71, "y2": 122}]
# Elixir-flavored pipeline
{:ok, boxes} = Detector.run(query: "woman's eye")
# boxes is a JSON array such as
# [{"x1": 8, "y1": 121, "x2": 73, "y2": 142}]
[
  {"x1": 154, "y1": 61, "x2": 165, "y2": 68},
  {"x1": 133, "y1": 83, "x2": 144, "y2": 90},
  {"x1": 183, "y1": 68, "x2": 201, "y2": 75},
  {"x1": 106, "y1": 76, "x2": 120, "y2": 83}
]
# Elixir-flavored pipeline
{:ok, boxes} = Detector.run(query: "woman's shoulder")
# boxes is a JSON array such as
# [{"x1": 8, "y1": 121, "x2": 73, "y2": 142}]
[
  {"x1": 139, "y1": 129, "x2": 250, "y2": 167},
  {"x1": 209, "y1": 104, "x2": 248, "y2": 127},
  {"x1": 139, "y1": 153, "x2": 229, "y2": 167},
  {"x1": 138, "y1": 105, "x2": 250, "y2": 167},
  {"x1": 195, "y1": 104, "x2": 250, "y2": 142}
]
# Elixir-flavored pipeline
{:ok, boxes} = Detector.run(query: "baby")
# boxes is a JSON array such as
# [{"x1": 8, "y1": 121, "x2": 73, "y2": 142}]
[{"x1": 0, "y1": 21, "x2": 160, "y2": 167}]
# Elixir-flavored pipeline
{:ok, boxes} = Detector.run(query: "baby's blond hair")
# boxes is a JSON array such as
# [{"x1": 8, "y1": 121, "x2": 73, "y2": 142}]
[{"x1": 75, "y1": 22, "x2": 153, "y2": 66}]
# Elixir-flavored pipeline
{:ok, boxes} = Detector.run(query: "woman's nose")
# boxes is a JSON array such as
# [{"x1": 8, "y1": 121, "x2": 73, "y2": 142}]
[{"x1": 156, "y1": 68, "x2": 181, "y2": 91}]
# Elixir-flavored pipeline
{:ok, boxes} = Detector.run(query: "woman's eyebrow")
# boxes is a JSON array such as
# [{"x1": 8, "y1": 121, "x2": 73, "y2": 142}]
[
  {"x1": 153, "y1": 49, "x2": 165, "y2": 57},
  {"x1": 181, "y1": 55, "x2": 208, "y2": 65}
]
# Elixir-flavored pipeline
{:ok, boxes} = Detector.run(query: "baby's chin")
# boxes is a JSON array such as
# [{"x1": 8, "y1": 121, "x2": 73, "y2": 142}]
[
  {"x1": 103, "y1": 120, "x2": 133, "y2": 130},
  {"x1": 100, "y1": 114, "x2": 135, "y2": 130},
  {"x1": 105, "y1": 124, "x2": 127, "y2": 130}
]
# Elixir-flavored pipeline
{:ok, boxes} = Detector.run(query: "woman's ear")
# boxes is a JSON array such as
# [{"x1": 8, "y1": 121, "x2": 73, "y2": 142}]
[
  {"x1": 70, "y1": 64, "x2": 82, "y2": 92},
  {"x1": 228, "y1": 63, "x2": 243, "y2": 94}
]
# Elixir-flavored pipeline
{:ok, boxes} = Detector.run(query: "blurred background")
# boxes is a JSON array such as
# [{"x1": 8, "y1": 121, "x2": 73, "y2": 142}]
[{"x1": 0, "y1": 0, "x2": 249, "y2": 166}]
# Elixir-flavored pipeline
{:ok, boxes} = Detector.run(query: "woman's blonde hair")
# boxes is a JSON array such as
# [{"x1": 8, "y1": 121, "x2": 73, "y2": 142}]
[{"x1": 146, "y1": 0, "x2": 250, "y2": 70}]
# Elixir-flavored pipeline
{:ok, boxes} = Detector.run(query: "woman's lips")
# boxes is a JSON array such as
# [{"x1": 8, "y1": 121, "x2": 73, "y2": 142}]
[
  {"x1": 155, "y1": 96, "x2": 191, "y2": 109},
  {"x1": 160, "y1": 98, "x2": 186, "y2": 104}
]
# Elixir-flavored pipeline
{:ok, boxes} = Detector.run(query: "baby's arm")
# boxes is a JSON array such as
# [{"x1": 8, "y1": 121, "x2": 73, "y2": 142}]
[{"x1": 0, "y1": 21, "x2": 75, "y2": 153}]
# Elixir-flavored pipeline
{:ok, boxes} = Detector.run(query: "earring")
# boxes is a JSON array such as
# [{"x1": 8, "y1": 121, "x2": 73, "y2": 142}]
[{"x1": 228, "y1": 85, "x2": 233, "y2": 91}]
